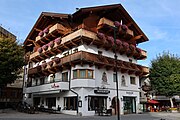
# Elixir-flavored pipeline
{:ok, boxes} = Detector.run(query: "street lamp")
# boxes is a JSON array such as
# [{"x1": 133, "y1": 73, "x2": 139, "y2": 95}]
[{"x1": 112, "y1": 26, "x2": 120, "y2": 120}]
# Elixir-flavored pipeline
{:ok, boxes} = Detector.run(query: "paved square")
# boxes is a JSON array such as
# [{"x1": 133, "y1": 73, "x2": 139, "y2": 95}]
[{"x1": 0, "y1": 109, "x2": 179, "y2": 120}]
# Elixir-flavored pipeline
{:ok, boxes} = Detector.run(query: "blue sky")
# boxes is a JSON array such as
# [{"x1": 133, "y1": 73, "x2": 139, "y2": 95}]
[{"x1": 0, "y1": 0, "x2": 179, "y2": 67}]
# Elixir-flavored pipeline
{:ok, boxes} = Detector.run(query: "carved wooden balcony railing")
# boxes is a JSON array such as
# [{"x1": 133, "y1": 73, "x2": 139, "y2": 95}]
[
  {"x1": 28, "y1": 51, "x2": 148, "y2": 77},
  {"x1": 28, "y1": 65, "x2": 41, "y2": 76},
  {"x1": 29, "y1": 29, "x2": 147, "y2": 62},
  {"x1": 97, "y1": 17, "x2": 134, "y2": 39},
  {"x1": 35, "y1": 23, "x2": 71, "y2": 45}
]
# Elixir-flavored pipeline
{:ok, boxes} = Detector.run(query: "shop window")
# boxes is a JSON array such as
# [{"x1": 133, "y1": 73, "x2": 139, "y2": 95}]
[
  {"x1": 130, "y1": 76, "x2": 136, "y2": 85},
  {"x1": 73, "y1": 69, "x2": 94, "y2": 79},
  {"x1": 28, "y1": 93, "x2": 32, "y2": 98},
  {"x1": 62, "y1": 72, "x2": 68, "y2": 82},
  {"x1": 46, "y1": 97, "x2": 56, "y2": 108},
  {"x1": 64, "y1": 97, "x2": 77, "y2": 110},
  {"x1": 88, "y1": 96, "x2": 107, "y2": 111},
  {"x1": 121, "y1": 75, "x2": 126, "y2": 86},
  {"x1": 11, "y1": 91, "x2": 17, "y2": 98}
]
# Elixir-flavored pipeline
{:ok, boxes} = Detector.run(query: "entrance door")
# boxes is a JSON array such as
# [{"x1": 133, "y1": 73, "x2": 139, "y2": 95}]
[{"x1": 123, "y1": 97, "x2": 136, "y2": 114}]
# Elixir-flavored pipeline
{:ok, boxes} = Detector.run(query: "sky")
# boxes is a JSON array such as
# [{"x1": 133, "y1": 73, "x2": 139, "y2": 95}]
[{"x1": 0, "y1": 0, "x2": 179, "y2": 67}]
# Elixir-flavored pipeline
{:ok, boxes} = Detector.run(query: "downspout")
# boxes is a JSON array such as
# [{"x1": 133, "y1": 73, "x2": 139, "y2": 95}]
[{"x1": 69, "y1": 51, "x2": 79, "y2": 115}]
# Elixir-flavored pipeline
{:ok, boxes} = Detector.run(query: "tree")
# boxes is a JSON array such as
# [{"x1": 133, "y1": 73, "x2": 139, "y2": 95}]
[
  {"x1": 0, "y1": 38, "x2": 24, "y2": 86},
  {"x1": 149, "y1": 52, "x2": 180, "y2": 108}
]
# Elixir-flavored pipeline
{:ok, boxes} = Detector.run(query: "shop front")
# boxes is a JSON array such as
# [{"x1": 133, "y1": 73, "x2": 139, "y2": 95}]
[{"x1": 123, "y1": 96, "x2": 136, "y2": 114}]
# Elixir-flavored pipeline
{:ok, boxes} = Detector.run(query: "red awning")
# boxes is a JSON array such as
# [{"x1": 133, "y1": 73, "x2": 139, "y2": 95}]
[{"x1": 148, "y1": 99, "x2": 159, "y2": 104}]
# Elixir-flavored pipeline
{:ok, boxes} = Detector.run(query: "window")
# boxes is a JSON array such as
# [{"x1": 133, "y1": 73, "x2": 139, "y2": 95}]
[
  {"x1": 62, "y1": 72, "x2": 68, "y2": 82},
  {"x1": 79, "y1": 70, "x2": 86, "y2": 78},
  {"x1": 73, "y1": 70, "x2": 77, "y2": 79},
  {"x1": 28, "y1": 93, "x2": 32, "y2": 98},
  {"x1": 129, "y1": 59, "x2": 133, "y2": 63},
  {"x1": 113, "y1": 73, "x2": 116, "y2": 82},
  {"x1": 64, "y1": 97, "x2": 77, "y2": 110},
  {"x1": 121, "y1": 75, "x2": 126, "y2": 86},
  {"x1": 46, "y1": 97, "x2": 56, "y2": 108},
  {"x1": 63, "y1": 51, "x2": 69, "y2": 57},
  {"x1": 98, "y1": 50, "x2": 102, "y2": 55},
  {"x1": 73, "y1": 69, "x2": 94, "y2": 79},
  {"x1": 50, "y1": 74, "x2": 55, "y2": 83},
  {"x1": 40, "y1": 77, "x2": 45, "y2": 85},
  {"x1": 73, "y1": 48, "x2": 78, "y2": 53},
  {"x1": 130, "y1": 76, "x2": 136, "y2": 85},
  {"x1": 88, "y1": 96, "x2": 107, "y2": 111},
  {"x1": 29, "y1": 62, "x2": 33, "y2": 68},
  {"x1": 35, "y1": 79, "x2": 38, "y2": 86},
  {"x1": 87, "y1": 70, "x2": 93, "y2": 78}
]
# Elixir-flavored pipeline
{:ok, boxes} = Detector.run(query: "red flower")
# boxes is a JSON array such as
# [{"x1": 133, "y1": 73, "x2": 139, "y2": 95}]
[
  {"x1": 114, "y1": 21, "x2": 121, "y2": 27},
  {"x1": 43, "y1": 27, "x2": 49, "y2": 34},
  {"x1": 38, "y1": 47, "x2": 42, "y2": 53},
  {"x1": 42, "y1": 45, "x2": 48, "y2": 51},
  {"x1": 38, "y1": 31, "x2": 44, "y2": 37},
  {"x1": 54, "y1": 37, "x2": 61, "y2": 45}
]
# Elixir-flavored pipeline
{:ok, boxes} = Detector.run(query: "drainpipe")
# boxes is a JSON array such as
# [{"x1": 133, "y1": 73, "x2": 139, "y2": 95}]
[{"x1": 69, "y1": 53, "x2": 79, "y2": 115}]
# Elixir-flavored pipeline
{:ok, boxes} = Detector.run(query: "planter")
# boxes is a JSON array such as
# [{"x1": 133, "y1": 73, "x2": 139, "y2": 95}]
[
  {"x1": 43, "y1": 27, "x2": 49, "y2": 34},
  {"x1": 49, "y1": 41, "x2": 54, "y2": 48},
  {"x1": 107, "y1": 36, "x2": 114, "y2": 46},
  {"x1": 38, "y1": 31, "x2": 44, "y2": 37},
  {"x1": 42, "y1": 45, "x2": 48, "y2": 51},
  {"x1": 48, "y1": 61, "x2": 54, "y2": 67},
  {"x1": 114, "y1": 21, "x2": 121, "y2": 27},
  {"x1": 53, "y1": 57, "x2": 60, "y2": 64},
  {"x1": 38, "y1": 47, "x2": 43, "y2": 53},
  {"x1": 97, "y1": 32, "x2": 107, "y2": 43},
  {"x1": 54, "y1": 37, "x2": 61, "y2": 45},
  {"x1": 41, "y1": 62, "x2": 47, "y2": 69}
]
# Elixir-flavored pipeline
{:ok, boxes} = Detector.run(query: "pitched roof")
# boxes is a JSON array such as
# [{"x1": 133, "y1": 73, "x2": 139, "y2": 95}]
[{"x1": 24, "y1": 12, "x2": 70, "y2": 45}]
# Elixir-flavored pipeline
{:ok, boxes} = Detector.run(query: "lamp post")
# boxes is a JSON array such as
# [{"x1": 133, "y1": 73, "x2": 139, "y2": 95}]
[{"x1": 113, "y1": 26, "x2": 120, "y2": 120}]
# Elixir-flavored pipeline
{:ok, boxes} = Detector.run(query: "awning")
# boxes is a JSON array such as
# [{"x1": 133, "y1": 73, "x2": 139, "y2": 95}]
[{"x1": 148, "y1": 99, "x2": 159, "y2": 104}]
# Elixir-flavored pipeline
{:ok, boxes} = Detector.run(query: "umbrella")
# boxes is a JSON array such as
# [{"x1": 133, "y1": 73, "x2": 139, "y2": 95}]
[{"x1": 148, "y1": 99, "x2": 159, "y2": 104}]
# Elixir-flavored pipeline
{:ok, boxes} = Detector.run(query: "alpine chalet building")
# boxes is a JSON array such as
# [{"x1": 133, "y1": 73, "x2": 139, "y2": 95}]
[{"x1": 23, "y1": 4, "x2": 149, "y2": 116}]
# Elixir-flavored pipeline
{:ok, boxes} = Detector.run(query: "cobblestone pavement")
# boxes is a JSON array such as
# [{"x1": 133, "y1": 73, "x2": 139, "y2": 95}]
[{"x1": 0, "y1": 109, "x2": 179, "y2": 120}]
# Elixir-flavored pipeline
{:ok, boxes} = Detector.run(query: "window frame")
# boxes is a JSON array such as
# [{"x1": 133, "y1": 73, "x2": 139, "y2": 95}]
[
  {"x1": 130, "y1": 76, "x2": 136, "y2": 85},
  {"x1": 73, "y1": 69, "x2": 94, "y2": 79}
]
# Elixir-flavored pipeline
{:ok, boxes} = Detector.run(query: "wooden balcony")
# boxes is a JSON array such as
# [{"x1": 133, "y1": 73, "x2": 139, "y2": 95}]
[
  {"x1": 28, "y1": 66, "x2": 41, "y2": 75},
  {"x1": 139, "y1": 50, "x2": 147, "y2": 59},
  {"x1": 25, "y1": 52, "x2": 30, "y2": 64},
  {"x1": 97, "y1": 17, "x2": 134, "y2": 39},
  {"x1": 28, "y1": 51, "x2": 148, "y2": 77},
  {"x1": 29, "y1": 28, "x2": 147, "y2": 63},
  {"x1": 35, "y1": 23, "x2": 71, "y2": 45}
]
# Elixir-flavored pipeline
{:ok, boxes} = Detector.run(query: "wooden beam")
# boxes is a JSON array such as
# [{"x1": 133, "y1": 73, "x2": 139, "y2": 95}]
[
  {"x1": 70, "y1": 40, "x2": 78, "y2": 46},
  {"x1": 130, "y1": 35, "x2": 143, "y2": 41},
  {"x1": 34, "y1": 28, "x2": 42, "y2": 32},
  {"x1": 126, "y1": 22, "x2": 133, "y2": 27}
]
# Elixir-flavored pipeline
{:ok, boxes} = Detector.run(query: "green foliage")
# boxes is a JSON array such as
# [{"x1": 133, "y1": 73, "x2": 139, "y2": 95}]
[
  {"x1": 0, "y1": 38, "x2": 24, "y2": 86},
  {"x1": 149, "y1": 52, "x2": 180, "y2": 96}
]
